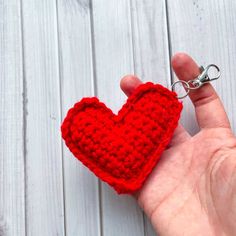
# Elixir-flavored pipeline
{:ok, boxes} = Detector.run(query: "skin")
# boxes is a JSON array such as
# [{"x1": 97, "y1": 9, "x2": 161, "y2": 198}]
[{"x1": 120, "y1": 53, "x2": 236, "y2": 236}]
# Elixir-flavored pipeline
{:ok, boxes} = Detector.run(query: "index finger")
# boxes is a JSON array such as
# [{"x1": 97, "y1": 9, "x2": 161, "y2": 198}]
[{"x1": 172, "y1": 53, "x2": 230, "y2": 129}]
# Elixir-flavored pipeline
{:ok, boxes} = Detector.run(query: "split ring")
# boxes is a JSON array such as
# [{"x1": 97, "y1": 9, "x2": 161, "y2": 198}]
[{"x1": 171, "y1": 80, "x2": 190, "y2": 99}]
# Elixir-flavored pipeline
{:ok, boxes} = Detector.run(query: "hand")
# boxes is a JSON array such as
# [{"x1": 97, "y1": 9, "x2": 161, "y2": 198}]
[{"x1": 120, "y1": 53, "x2": 236, "y2": 236}]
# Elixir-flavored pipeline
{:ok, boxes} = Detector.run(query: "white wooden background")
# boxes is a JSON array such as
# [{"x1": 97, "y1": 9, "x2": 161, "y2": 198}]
[{"x1": 1, "y1": 0, "x2": 236, "y2": 235}]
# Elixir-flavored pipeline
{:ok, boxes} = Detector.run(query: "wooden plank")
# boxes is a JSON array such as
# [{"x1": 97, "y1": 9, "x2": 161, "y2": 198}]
[
  {"x1": 131, "y1": 0, "x2": 171, "y2": 86},
  {"x1": 130, "y1": 0, "x2": 171, "y2": 235},
  {"x1": 21, "y1": 1, "x2": 65, "y2": 235},
  {"x1": 57, "y1": 0, "x2": 101, "y2": 235},
  {"x1": 167, "y1": 0, "x2": 236, "y2": 134},
  {"x1": 0, "y1": 1, "x2": 25, "y2": 235},
  {"x1": 91, "y1": 1, "x2": 145, "y2": 235}
]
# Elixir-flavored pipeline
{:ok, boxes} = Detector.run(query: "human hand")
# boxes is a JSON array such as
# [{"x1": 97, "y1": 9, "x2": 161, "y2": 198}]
[{"x1": 120, "y1": 53, "x2": 236, "y2": 236}]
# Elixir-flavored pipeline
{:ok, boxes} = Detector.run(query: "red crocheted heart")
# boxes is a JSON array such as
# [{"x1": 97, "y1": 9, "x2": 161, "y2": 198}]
[{"x1": 61, "y1": 82, "x2": 182, "y2": 194}]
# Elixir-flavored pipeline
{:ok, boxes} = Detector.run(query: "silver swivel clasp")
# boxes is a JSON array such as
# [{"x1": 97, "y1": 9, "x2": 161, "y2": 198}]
[{"x1": 171, "y1": 64, "x2": 221, "y2": 99}]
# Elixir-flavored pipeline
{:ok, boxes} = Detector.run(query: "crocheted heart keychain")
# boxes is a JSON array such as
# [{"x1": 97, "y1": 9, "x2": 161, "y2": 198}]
[{"x1": 61, "y1": 65, "x2": 220, "y2": 194}]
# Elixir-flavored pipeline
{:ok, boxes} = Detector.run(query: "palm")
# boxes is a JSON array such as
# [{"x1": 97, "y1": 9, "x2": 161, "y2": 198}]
[
  {"x1": 138, "y1": 127, "x2": 236, "y2": 235},
  {"x1": 120, "y1": 53, "x2": 236, "y2": 235}
]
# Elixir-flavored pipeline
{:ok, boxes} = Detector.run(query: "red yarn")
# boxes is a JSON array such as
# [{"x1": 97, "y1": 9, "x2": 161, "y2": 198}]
[{"x1": 61, "y1": 82, "x2": 182, "y2": 194}]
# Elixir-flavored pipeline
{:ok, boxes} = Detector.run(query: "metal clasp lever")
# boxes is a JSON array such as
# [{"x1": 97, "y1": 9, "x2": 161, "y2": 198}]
[
  {"x1": 171, "y1": 64, "x2": 221, "y2": 99},
  {"x1": 188, "y1": 64, "x2": 221, "y2": 89}
]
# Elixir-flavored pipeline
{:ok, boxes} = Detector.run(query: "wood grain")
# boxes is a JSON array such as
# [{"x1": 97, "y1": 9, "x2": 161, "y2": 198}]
[
  {"x1": 21, "y1": 1, "x2": 65, "y2": 235},
  {"x1": 0, "y1": 1, "x2": 25, "y2": 235},
  {"x1": 167, "y1": 0, "x2": 236, "y2": 134},
  {"x1": 131, "y1": 0, "x2": 171, "y2": 86},
  {"x1": 57, "y1": 0, "x2": 101, "y2": 235},
  {"x1": 91, "y1": 1, "x2": 145, "y2": 235},
  {"x1": 1, "y1": 0, "x2": 236, "y2": 235},
  {"x1": 131, "y1": 0, "x2": 171, "y2": 235}
]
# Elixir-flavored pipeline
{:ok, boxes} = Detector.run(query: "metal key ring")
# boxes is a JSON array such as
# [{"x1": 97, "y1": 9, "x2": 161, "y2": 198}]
[
  {"x1": 171, "y1": 80, "x2": 190, "y2": 99},
  {"x1": 171, "y1": 64, "x2": 221, "y2": 99}
]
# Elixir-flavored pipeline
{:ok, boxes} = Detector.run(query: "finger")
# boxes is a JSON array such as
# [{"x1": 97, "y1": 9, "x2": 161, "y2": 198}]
[
  {"x1": 171, "y1": 52, "x2": 230, "y2": 129},
  {"x1": 120, "y1": 75, "x2": 190, "y2": 146},
  {"x1": 120, "y1": 75, "x2": 142, "y2": 96}
]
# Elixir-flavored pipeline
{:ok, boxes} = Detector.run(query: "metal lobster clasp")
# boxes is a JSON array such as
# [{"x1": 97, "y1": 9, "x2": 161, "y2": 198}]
[{"x1": 171, "y1": 64, "x2": 221, "y2": 99}]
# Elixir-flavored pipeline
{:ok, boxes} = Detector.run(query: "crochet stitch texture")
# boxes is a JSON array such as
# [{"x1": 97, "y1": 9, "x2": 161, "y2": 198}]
[{"x1": 61, "y1": 82, "x2": 182, "y2": 194}]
